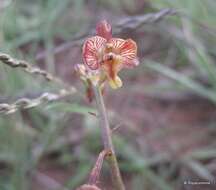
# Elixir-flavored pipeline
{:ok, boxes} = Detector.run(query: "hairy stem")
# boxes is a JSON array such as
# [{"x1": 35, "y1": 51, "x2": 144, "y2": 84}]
[{"x1": 93, "y1": 86, "x2": 125, "y2": 190}]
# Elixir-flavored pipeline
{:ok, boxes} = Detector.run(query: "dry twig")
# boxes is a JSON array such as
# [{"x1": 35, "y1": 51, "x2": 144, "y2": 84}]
[
  {"x1": 0, "y1": 53, "x2": 75, "y2": 91},
  {"x1": 115, "y1": 8, "x2": 177, "y2": 30},
  {"x1": 0, "y1": 89, "x2": 74, "y2": 114}
]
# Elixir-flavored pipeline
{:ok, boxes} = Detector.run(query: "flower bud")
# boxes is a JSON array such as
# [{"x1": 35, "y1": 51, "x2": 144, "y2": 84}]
[{"x1": 96, "y1": 20, "x2": 112, "y2": 40}]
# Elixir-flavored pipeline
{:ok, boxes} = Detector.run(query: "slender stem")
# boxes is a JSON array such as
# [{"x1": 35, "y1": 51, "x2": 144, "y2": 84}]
[{"x1": 93, "y1": 86, "x2": 125, "y2": 190}]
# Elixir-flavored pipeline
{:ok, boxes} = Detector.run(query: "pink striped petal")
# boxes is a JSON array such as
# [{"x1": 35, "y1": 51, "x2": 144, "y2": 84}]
[
  {"x1": 109, "y1": 38, "x2": 138, "y2": 68},
  {"x1": 82, "y1": 36, "x2": 106, "y2": 70}
]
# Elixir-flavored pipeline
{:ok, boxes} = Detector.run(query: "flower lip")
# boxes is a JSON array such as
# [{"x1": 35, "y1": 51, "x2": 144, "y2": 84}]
[{"x1": 103, "y1": 53, "x2": 114, "y2": 62}]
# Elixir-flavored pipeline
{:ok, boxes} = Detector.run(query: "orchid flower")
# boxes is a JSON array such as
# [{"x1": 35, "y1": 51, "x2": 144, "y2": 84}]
[{"x1": 82, "y1": 20, "x2": 139, "y2": 89}]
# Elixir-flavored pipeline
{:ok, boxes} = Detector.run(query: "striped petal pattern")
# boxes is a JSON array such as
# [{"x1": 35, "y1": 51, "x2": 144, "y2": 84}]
[
  {"x1": 82, "y1": 36, "x2": 106, "y2": 70},
  {"x1": 109, "y1": 38, "x2": 138, "y2": 68},
  {"x1": 81, "y1": 20, "x2": 139, "y2": 90}
]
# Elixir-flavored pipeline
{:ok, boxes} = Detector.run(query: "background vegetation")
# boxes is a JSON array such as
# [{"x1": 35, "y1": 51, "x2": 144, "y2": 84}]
[{"x1": 0, "y1": 0, "x2": 216, "y2": 189}]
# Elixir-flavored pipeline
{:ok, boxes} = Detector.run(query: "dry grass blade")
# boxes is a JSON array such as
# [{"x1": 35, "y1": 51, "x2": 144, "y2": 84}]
[
  {"x1": 0, "y1": 53, "x2": 76, "y2": 91},
  {"x1": 0, "y1": 89, "x2": 74, "y2": 114},
  {"x1": 0, "y1": 53, "x2": 52, "y2": 80},
  {"x1": 115, "y1": 8, "x2": 177, "y2": 29}
]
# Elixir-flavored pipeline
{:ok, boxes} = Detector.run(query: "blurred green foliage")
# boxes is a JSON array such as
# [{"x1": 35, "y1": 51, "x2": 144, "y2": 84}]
[
  {"x1": 0, "y1": 0, "x2": 215, "y2": 190},
  {"x1": 145, "y1": 0, "x2": 216, "y2": 103}
]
